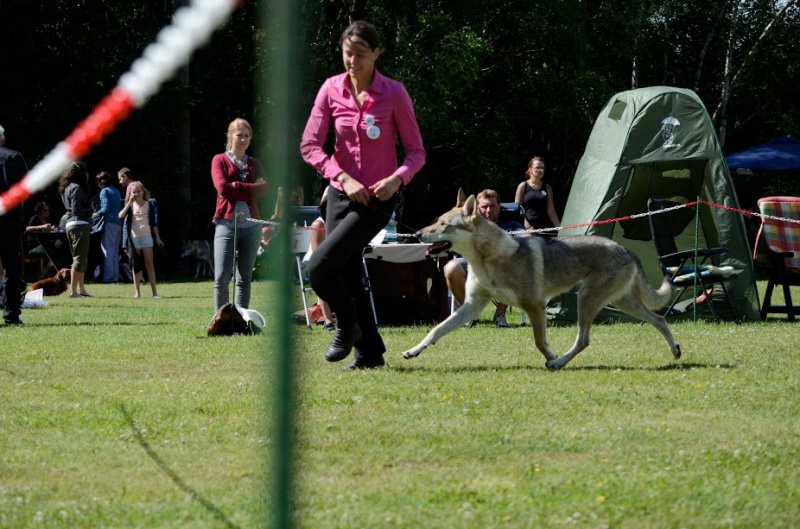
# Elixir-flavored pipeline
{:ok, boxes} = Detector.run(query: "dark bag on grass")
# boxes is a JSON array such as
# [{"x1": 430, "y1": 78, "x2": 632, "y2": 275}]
[{"x1": 208, "y1": 302, "x2": 251, "y2": 336}]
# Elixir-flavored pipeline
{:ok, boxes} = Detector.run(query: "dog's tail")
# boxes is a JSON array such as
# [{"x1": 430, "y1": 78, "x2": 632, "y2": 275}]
[{"x1": 635, "y1": 273, "x2": 673, "y2": 311}]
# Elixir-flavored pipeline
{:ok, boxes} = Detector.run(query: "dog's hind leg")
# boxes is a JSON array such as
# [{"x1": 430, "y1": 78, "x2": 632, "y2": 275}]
[
  {"x1": 402, "y1": 294, "x2": 490, "y2": 359},
  {"x1": 526, "y1": 305, "x2": 558, "y2": 361},
  {"x1": 612, "y1": 295, "x2": 682, "y2": 359}
]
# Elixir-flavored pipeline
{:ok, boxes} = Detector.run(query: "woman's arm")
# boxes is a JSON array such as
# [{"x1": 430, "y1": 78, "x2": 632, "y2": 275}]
[
  {"x1": 148, "y1": 199, "x2": 164, "y2": 246},
  {"x1": 94, "y1": 188, "x2": 110, "y2": 218},
  {"x1": 367, "y1": 84, "x2": 425, "y2": 202},
  {"x1": 514, "y1": 182, "x2": 525, "y2": 206},
  {"x1": 546, "y1": 185, "x2": 561, "y2": 227},
  {"x1": 152, "y1": 226, "x2": 164, "y2": 247},
  {"x1": 118, "y1": 193, "x2": 133, "y2": 219},
  {"x1": 391, "y1": 84, "x2": 425, "y2": 185},
  {"x1": 300, "y1": 79, "x2": 343, "y2": 182},
  {"x1": 26, "y1": 222, "x2": 52, "y2": 233},
  {"x1": 236, "y1": 158, "x2": 268, "y2": 197},
  {"x1": 211, "y1": 155, "x2": 263, "y2": 201}
]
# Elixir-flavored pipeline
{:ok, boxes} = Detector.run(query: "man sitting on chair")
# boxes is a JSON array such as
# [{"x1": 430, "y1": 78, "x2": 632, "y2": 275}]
[{"x1": 443, "y1": 189, "x2": 526, "y2": 328}]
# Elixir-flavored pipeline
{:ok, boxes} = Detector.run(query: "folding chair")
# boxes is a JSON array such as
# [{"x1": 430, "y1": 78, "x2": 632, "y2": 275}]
[
  {"x1": 292, "y1": 227, "x2": 315, "y2": 328},
  {"x1": 499, "y1": 202, "x2": 524, "y2": 226},
  {"x1": 754, "y1": 196, "x2": 800, "y2": 321},
  {"x1": 647, "y1": 198, "x2": 742, "y2": 322}
]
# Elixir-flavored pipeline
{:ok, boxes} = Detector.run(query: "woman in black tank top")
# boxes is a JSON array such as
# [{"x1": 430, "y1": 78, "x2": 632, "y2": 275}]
[{"x1": 514, "y1": 156, "x2": 561, "y2": 235}]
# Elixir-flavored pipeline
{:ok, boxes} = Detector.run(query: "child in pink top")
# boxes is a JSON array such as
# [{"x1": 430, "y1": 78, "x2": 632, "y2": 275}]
[{"x1": 119, "y1": 181, "x2": 164, "y2": 298}]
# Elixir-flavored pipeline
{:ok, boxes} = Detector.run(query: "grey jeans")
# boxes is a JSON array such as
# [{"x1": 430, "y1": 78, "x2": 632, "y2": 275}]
[{"x1": 213, "y1": 223, "x2": 261, "y2": 311}]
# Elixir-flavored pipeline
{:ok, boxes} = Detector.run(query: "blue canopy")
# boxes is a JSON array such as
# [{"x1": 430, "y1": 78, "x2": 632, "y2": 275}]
[{"x1": 725, "y1": 136, "x2": 800, "y2": 172}]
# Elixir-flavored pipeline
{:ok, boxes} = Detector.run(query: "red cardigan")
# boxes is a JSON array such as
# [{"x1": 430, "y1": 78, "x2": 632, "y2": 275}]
[{"x1": 211, "y1": 153, "x2": 268, "y2": 221}]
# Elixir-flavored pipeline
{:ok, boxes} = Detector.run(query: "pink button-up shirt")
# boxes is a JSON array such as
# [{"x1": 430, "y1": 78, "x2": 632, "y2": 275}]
[{"x1": 300, "y1": 70, "x2": 425, "y2": 195}]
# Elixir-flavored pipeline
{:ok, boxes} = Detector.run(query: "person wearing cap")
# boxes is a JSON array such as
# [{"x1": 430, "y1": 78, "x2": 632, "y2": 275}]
[
  {"x1": 0, "y1": 125, "x2": 29, "y2": 325},
  {"x1": 300, "y1": 20, "x2": 425, "y2": 370}
]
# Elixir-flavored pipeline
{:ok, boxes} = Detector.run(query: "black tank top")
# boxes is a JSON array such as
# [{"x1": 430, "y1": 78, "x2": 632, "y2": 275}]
[{"x1": 522, "y1": 182, "x2": 553, "y2": 230}]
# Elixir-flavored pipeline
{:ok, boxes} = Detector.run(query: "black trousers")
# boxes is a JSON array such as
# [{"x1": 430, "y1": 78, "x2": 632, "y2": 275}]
[
  {"x1": 0, "y1": 227, "x2": 23, "y2": 323},
  {"x1": 308, "y1": 185, "x2": 395, "y2": 360}
]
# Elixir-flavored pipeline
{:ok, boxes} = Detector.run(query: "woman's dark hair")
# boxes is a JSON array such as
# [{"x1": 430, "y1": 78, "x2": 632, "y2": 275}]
[
  {"x1": 57, "y1": 161, "x2": 88, "y2": 194},
  {"x1": 95, "y1": 171, "x2": 113, "y2": 186},
  {"x1": 34, "y1": 201, "x2": 49, "y2": 214},
  {"x1": 340, "y1": 20, "x2": 381, "y2": 50}
]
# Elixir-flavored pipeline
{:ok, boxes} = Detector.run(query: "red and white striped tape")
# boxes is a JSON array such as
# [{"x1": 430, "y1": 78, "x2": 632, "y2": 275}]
[
  {"x1": 519, "y1": 200, "x2": 800, "y2": 237},
  {"x1": 0, "y1": 0, "x2": 243, "y2": 217}
]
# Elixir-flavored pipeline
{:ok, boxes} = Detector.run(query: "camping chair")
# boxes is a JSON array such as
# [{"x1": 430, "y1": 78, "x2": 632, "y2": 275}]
[
  {"x1": 647, "y1": 198, "x2": 742, "y2": 322},
  {"x1": 754, "y1": 196, "x2": 800, "y2": 321},
  {"x1": 499, "y1": 202, "x2": 524, "y2": 226}
]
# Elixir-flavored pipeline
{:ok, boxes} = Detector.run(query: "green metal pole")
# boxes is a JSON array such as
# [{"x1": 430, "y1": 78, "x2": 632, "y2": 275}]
[
  {"x1": 259, "y1": 1, "x2": 301, "y2": 527},
  {"x1": 693, "y1": 197, "x2": 700, "y2": 323}
]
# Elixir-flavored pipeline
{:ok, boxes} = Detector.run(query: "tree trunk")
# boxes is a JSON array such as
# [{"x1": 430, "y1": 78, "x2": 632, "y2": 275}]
[
  {"x1": 716, "y1": 1, "x2": 737, "y2": 147},
  {"x1": 713, "y1": 0, "x2": 799, "y2": 145},
  {"x1": 631, "y1": 2, "x2": 645, "y2": 89},
  {"x1": 173, "y1": 66, "x2": 192, "y2": 238},
  {"x1": 694, "y1": 1, "x2": 729, "y2": 91}
]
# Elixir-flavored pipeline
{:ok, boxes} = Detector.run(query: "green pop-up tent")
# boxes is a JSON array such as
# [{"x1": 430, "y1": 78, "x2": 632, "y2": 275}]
[{"x1": 553, "y1": 86, "x2": 760, "y2": 322}]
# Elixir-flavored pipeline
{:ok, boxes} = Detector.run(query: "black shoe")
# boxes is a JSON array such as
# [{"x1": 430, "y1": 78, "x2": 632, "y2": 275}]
[
  {"x1": 5, "y1": 319, "x2": 24, "y2": 326},
  {"x1": 343, "y1": 355, "x2": 385, "y2": 370},
  {"x1": 324, "y1": 324, "x2": 362, "y2": 362}
]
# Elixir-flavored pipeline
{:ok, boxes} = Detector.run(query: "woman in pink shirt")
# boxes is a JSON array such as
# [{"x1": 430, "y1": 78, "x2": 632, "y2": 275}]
[{"x1": 300, "y1": 20, "x2": 425, "y2": 370}]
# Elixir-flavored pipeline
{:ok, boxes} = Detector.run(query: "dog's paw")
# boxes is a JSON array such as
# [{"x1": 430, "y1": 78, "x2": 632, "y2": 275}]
[
  {"x1": 545, "y1": 359, "x2": 564, "y2": 371},
  {"x1": 673, "y1": 344, "x2": 682, "y2": 359},
  {"x1": 402, "y1": 348, "x2": 422, "y2": 360}
]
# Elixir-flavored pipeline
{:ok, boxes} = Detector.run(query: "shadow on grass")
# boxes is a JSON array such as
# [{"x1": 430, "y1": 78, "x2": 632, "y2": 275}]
[
  {"x1": 118, "y1": 404, "x2": 240, "y2": 529},
  {"x1": 22, "y1": 321, "x2": 176, "y2": 327},
  {"x1": 388, "y1": 361, "x2": 735, "y2": 374},
  {"x1": 564, "y1": 362, "x2": 737, "y2": 372}
]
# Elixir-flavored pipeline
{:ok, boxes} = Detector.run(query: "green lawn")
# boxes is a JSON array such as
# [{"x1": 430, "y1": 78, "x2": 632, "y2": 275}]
[{"x1": 2, "y1": 280, "x2": 799, "y2": 528}]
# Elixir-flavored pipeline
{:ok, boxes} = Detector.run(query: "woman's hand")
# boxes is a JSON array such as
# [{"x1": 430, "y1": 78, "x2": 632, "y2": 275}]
[
  {"x1": 337, "y1": 173, "x2": 370, "y2": 206},
  {"x1": 156, "y1": 236, "x2": 165, "y2": 248},
  {"x1": 369, "y1": 175, "x2": 402, "y2": 202}
]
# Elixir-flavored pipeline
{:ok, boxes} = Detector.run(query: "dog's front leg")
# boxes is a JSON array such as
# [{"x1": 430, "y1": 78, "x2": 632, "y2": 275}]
[
  {"x1": 527, "y1": 305, "x2": 558, "y2": 362},
  {"x1": 402, "y1": 296, "x2": 489, "y2": 359}
]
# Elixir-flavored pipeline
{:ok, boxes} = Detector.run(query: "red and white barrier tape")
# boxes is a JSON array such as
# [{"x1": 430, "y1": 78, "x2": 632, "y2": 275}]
[
  {"x1": 519, "y1": 199, "x2": 800, "y2": 237},
  {"x1": 250, "y1": 218, "x2": 325, "y2": 231},
  {"x1": 0, "y1": 0, "x2": 243, "y2": 217}
]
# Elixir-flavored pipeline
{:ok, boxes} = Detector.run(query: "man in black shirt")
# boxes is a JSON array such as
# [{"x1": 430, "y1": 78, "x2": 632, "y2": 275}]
[{"x1": 0, "y1": 124, "x2": 29, "y2": 325}]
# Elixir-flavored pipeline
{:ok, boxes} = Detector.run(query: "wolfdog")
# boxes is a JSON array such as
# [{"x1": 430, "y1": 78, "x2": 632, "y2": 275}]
[
  {"x1": 402, "y1": 190, "x2": 682, "y2": 370},
  {"x1": 180, "y1": 240, "x2": 214, "y2": 278}
]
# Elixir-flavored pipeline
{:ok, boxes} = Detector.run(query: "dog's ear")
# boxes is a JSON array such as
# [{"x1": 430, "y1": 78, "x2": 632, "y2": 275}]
[
  {"x1": 462, "y1": 195, "x2": 476, "y2": 217},
  {"x1": 456, "y1": 188, "x2": 467, "y2": 208}
]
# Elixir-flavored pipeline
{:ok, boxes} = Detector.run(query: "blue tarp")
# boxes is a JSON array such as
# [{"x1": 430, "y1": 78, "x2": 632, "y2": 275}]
[{"x1": 725, "y1": 136, "x2": 800, "y2": 172}]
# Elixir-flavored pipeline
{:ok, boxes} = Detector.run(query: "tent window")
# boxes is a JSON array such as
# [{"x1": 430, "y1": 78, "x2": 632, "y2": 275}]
[
  {"x1": 608, "y1": 100, "x2": 626, "y2": 120},
  {"x1": 661, "y1": 168, "x2": 692, "y2": 179}
]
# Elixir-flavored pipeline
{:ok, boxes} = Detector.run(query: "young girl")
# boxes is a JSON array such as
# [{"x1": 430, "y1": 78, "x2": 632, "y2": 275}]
[{"x1": 119, "y1": 181, "x2": 164, "y2": 298}]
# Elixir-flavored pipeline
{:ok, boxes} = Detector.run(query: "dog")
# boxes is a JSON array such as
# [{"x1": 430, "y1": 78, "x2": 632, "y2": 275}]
[
  {"x1": 402, "y1": 189, "x2": 681, "y2": 370},
  {"x1": 180, "y1": 240, "x2": 214, "y2": 278},
  {"x1": 29, "y1": 268, "x2": 71, "y2": 296}
]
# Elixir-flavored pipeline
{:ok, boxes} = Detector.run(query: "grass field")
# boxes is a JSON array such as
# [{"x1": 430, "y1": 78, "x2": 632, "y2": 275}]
[{"x1": 1, "y1": 280, "x2": 799, "y2": 528}]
